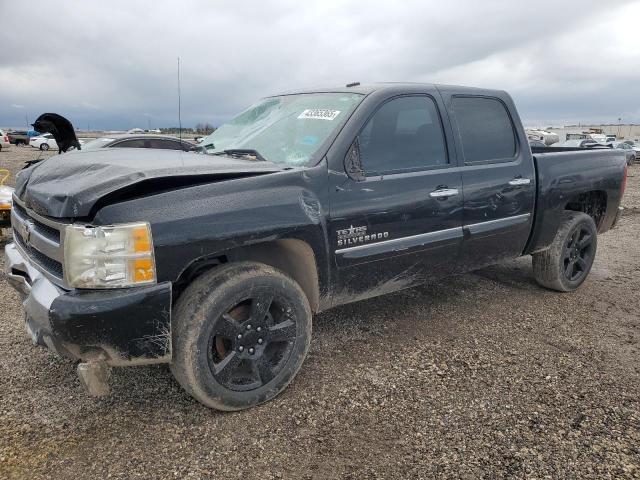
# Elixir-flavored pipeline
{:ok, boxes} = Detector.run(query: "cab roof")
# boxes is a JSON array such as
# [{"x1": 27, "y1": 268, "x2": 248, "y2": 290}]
[{"x1": 270, "y1": 82, "x2": 505, "y2": 97}]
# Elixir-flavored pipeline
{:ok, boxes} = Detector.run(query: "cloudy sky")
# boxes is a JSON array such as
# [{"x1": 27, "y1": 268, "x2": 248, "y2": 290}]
[{"x1": 1, "y1": 0, "x2": 639, "y2": 130}]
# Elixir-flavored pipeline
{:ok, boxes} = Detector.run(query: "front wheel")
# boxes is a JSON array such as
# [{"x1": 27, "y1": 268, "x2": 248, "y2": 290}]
[
  {"x1": 171, "y1": 262, "x2": 312, "y2": 411},
  {"x1": 532, "y1": 211, "x2": 597, "y2": 292},
  {"x1": 40, "y1": 143, "x2": 49, "y2": 151}
]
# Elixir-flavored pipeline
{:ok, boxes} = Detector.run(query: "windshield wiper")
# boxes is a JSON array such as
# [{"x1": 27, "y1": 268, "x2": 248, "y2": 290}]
[{"x1": 212, "y1": 149, "x2": 268, "y2": 162}]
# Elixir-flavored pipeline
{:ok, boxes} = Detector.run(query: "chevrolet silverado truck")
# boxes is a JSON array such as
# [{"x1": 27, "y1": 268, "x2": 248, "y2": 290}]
[{"x1": 5, "y1": 83, "x2": 627, "y2": 410}]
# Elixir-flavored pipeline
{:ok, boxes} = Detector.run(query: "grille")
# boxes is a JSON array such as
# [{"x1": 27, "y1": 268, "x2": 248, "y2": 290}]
[
  {"x1": 12, "y1": 203, "x2": 61, "y2": 243},
  {"x1": 14, "y1": 234, "x2": 64, "y2": 279},
  {"x1": 11, "y1": 197, "x2": 67, "y2": 284}
]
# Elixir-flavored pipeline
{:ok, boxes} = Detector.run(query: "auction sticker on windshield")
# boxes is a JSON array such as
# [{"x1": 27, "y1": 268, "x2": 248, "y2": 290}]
[{"x1": 298, "y1": 109, "x2": 341, "y2": 121}]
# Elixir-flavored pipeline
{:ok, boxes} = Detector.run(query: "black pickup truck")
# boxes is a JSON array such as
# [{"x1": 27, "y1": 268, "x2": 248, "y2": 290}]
[{"x1": 5, "y1": 83, "x2": 627, "y2": 410}]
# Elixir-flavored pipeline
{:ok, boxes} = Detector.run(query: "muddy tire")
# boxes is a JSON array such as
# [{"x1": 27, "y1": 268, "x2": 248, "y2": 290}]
[
  {"x1": 532, "y1": 211, "x2": 597, "y2": 292},
  {"x1": 170, "y1": 262, "x2": 312, "y2": 411}
]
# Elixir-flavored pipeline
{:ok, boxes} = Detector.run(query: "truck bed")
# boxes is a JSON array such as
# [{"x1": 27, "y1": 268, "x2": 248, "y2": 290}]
[{"x1": 525, "y1": 147, "x2": 626, "y2": 254}]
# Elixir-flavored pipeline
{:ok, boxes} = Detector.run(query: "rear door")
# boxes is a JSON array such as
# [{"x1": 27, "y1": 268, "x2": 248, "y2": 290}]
[
  {"x1": 328, "y1": 93, "x2": 464, "y2": 305},
  {"x1": 440, "y1": 92, "x2": 536, "y2": 270}
]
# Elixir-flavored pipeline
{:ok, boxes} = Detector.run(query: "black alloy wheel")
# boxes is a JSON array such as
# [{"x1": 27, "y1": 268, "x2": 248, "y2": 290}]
[
  {"x1": 532, "y1": 211, "x2": 598, "y2": 292},
  {"x1": 207, "y1": 292, "x2": 297, "y2": 392},
  {"x1": 171, "y1": 262, "x2": 312, "y2": 410},
  {"x1": 562, "y1": 225, "x2": 594, "y2": 283}
]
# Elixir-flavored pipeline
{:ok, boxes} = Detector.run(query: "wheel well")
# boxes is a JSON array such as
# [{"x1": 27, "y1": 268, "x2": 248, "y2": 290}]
[
  {"x1": 564, "y1": 190, "x2": 607, "y2": 229},
  {"x1": 174, "y1": 239, "x2": 320, "y2": 313}
]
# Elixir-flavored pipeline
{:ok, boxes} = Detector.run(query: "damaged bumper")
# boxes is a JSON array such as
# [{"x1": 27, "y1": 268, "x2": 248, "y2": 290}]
[{"x1": 4, "y1": 242, "x2": 172, "y2": 366}]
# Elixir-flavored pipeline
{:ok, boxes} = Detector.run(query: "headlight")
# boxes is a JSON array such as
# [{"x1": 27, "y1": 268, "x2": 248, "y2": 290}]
[{"x1": 64, "y1": 222, "x2": 156, "y2": 288}]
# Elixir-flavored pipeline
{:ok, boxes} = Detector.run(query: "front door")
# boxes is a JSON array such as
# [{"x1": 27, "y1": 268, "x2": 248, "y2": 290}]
[{"x1": 328, "y1": 94, "x2": 464, "y2": 306}]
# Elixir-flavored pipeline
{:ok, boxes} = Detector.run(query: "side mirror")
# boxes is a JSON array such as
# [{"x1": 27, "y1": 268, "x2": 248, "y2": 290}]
[{"x1": 344, "y1": 138, "x2": 365, "y2": 181}]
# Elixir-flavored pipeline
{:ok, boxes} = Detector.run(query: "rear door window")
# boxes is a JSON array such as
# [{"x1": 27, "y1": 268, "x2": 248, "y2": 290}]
[{"x1": 452, "y1": 96, "x2": 517, "y2": 163}]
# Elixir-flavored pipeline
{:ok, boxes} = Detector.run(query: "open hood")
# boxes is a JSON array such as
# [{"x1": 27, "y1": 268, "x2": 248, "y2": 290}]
[
  {"x1": 15, "y1": 148, "x2": 285, "y2": 218},
  {"x1": 32, "y1": 113, "x2": 81, "y2": 153}
]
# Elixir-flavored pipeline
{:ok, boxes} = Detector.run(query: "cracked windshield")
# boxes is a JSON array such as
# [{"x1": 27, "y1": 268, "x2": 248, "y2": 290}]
[{"x1": 199, "y1": 92, "x2": 364, "y2": 166}]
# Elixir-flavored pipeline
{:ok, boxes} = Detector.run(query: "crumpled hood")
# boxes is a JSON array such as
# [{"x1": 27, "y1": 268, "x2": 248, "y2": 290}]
[{"x1": 16, "y1": 148, "x2": 285, "y2": 218}]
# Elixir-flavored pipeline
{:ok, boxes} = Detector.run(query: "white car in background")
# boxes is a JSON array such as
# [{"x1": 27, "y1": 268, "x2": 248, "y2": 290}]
[
  {"x1": 29, "y1": 133, "x2": 58, "y2": 151},
  {"x1": 623, "y1": 140, "x2": 640, "y2": 157},
  {"x1": 0, "y1": 129, "x2": 11, "y2": 152}
]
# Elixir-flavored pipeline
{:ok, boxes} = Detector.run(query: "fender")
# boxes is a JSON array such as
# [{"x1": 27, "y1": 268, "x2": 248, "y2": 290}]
[{"x1": 92, "y1": 163, "x2": 332, "y2": 301}]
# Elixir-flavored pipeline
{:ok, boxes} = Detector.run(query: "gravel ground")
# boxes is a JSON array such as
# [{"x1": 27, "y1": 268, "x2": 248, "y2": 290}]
[{"x1": 1, "y1": 147, "x2": 638, "y2": 479}]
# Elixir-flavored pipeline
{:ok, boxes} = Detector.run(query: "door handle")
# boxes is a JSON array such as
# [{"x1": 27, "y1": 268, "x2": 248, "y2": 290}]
[
  {"x1": 508, "y1": 178, "x2": 531, "y2": 186},
  {"x1": 429, "y1": 188, "x2": 459, "y2": 198}
]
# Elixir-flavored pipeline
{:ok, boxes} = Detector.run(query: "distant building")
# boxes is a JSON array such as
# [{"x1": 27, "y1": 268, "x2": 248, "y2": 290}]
[{"x1": 529, "y1": 124, "x2": 640, "y2": 143}]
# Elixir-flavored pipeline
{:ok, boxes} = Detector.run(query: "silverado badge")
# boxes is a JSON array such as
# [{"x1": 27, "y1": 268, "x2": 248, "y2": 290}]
[{"x1": 337, "y1": 225, "x2": 389, "y2": 248}]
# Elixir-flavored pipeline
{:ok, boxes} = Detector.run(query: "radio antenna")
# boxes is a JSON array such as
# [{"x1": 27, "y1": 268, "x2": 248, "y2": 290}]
[{"x1": 177, "y1": 57, "x2": 182, "y2": 142}]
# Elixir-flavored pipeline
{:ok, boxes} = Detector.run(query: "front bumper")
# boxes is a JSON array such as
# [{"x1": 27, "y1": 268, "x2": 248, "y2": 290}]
[{"x1": 4, "y1": 242, "x2": 172, "y2": 366}]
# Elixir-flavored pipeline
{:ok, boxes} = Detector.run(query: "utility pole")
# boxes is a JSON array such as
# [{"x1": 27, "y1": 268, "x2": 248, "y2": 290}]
[
  {"x1": 618, "y1": 117, "x2": 622, "y2": 137},
  {"x1": 177, "y1": 57, "x2": 182, "y2": 142}
]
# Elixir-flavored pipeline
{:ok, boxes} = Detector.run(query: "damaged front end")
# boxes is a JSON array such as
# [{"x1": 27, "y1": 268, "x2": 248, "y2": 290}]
[
  {"x1": 4, "y1": 196, "x2": 172, "y2": 395},
  {"x1": 5, "y1": 242, "x2": 172, "y2": 394}
]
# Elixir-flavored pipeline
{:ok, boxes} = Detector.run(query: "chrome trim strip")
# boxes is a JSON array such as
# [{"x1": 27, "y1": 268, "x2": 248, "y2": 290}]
[
  {"x1": 11, "y1": 202, "x2": 28, "y2": 224},
  {"x1": 12, "y1": 237, "x2": 64, "y2": 283},
  {"x1": 335, "y1": 226, "x2": 463, "y2": 257},
  {"x1": 465, "y1": 213, "x2": 531, "y2": 236},
  {"x1": 28, "y1": 229, "x2": 63, "y2": 262},
  {"x1": 11, "y1": 193, "x2": 71, "y2": 228},
  {"x1": 11, "y1": 209, "x2": 63, "y2": 261},
  {"x1": 334, "y1": 213, "x2": 532, "y2": 257}
]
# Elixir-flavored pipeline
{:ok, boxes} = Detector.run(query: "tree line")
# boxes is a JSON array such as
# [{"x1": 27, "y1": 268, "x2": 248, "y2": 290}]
[{"x1": 159, "y1": 123, "x2": 215, "y2": 135}]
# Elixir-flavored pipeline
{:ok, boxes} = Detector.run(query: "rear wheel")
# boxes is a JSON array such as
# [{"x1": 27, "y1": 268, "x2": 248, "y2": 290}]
[
  {"x1": 171, "y1": 262, "x2": 312, "y2": 410},
  {"x1": 532, "y1": 212, "x2": 597, "y2": 292},
  {"x1": 40, "y1": 143, "x2": 49, "y2": 151}
]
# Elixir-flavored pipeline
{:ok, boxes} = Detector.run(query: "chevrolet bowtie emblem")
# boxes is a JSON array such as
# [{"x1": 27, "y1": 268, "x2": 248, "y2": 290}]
[{"x1": 21, "y1": 220, "x2": 34, "y2": 243}]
